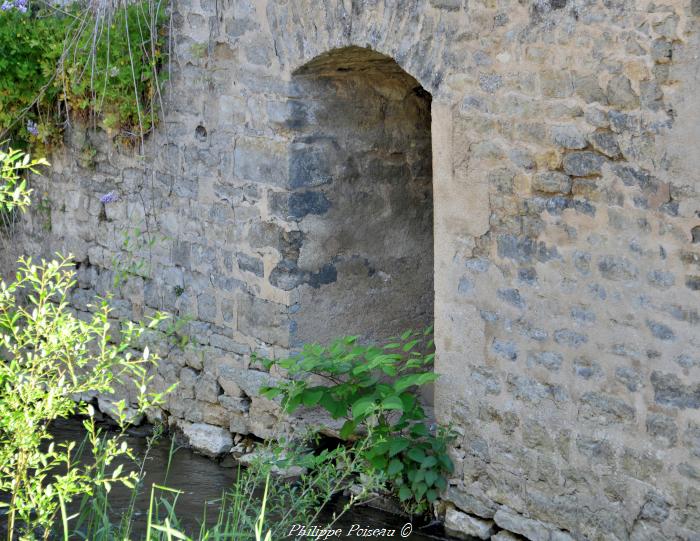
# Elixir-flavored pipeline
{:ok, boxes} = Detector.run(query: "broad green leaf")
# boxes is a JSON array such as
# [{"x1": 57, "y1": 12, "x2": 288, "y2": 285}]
[
  {"x1": 382, "y1": 395, "x2": 404, "y2": 411},
  {"x1": 387, "y1": 458, "x2": 403, "y2": 476},
  {"x1": 389, "y1": 438, "x2": 409, "y2": 457},
  {"x1": 339, "y1": 420, "x2": 357, "y2": 440},
  {"x1": 369, "y1": 454, "x2": 388, "y2": 470},
  {"x1": 351, "y1": 395, "x2": 377, "y2": 420},
  {"x1": 421, "y1": 455, "x2": 437, "y2": 469},
  {"x1": 407, "y1": 448, "x2": 426, "y2": 463},
  {"x1": 301, "y1": 387, "x2": 324, "y2": 407},
  {"x1": 410, "y1": 422, "x2": 429, "y2": 437}
]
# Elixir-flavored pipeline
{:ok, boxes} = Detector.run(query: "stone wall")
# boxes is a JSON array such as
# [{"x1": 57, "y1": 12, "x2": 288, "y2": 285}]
[{"x1": 2, "y1": 1, "x2": 699, "y2": 540}]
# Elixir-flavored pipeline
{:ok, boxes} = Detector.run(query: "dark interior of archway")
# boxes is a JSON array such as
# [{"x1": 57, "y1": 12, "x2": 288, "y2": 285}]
[{"x1": 287, "y1": 47, "x2": 434, "y2": 360}]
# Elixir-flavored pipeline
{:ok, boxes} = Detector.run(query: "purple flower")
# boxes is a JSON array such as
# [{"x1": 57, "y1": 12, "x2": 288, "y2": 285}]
[
  {"x1": 1, "y1": 0, "x2": 28, "y2": 11},
  {"x1": 100, "y1": 191, "x2": 119, "y2": 204},
  {"x1": 26, "y1": 120, "x2": 38, "y2": 136}
]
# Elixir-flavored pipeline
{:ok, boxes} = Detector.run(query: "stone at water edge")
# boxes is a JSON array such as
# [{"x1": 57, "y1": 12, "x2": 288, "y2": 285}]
[
  {"x1": 444, "y1": 507, "x2": 496, "y2": 540},
  {"x1": 178, "y1": 421, "x2": 233, "y2": 457},
  {"x1": 490, "y1": 532, "x2": 520, "y2": 541},
  {"x1": 493, "y1": 508, "x2": 551, "y2": 541}
]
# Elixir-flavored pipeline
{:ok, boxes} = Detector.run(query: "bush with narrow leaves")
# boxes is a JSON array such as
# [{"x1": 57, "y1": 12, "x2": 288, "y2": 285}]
[{"x1": 0, "y1": 255, "x2": 171, "y2": 539}]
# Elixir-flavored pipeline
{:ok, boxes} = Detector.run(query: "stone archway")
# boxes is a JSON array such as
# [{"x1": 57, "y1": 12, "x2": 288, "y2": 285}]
[{"x1": 278, "y1": 46, "x2": 434, "y2": 351}]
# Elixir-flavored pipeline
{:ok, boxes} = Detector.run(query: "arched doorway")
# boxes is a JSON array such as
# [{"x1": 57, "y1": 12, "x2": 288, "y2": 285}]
[{"x1": 279, "y1": 46, "x2": 434, "y2": 354}]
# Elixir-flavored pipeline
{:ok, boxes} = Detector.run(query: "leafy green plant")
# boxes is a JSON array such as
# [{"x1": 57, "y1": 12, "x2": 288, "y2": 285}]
[
  {"x1": 0, "y1": 147, "x2": 48, "y2": 247},
  {"x1": 0, "y1": 255, "x2": 172, "y2": 540},
  {"x1": 191, "y1": 433, "x2": 380, "y2": 540},
  {"x1": 0, "y1": 146, "x2": 47, "y2": 215},
  {"x1": 0, "y1": 7, "x2": 68, "y2": 149},
  {"x1": 0, "y1": 0, "x2": 168, "y2": 150},
  {"x1": 111, "y1": 224, "x2": 159, "y2": 287},
  {"x1": 259, "y1": 328, "x2": 454, "y2": 514}
]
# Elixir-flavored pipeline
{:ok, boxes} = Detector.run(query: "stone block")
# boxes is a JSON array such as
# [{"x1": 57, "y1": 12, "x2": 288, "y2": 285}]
[
  {"x1": 563, "y1": 152, "x2": 605, "y2": 177},
  {"x1": 651, "y1": 372, "x2": 700, "y2": 409},
  {"x1": 491, "y1": 533, "x2": 520, "y2": 541},
  {"x1": 445, "y1": 485, "x2": 497, "y2": 518},
  {"x1": 553, "y1": 329, "x2": 587, "y2": 349},
  {"x1": 597, "y1": 256, "x2": 639, "y2": 282},
  {"x1": 236, "y1": 251, "x2": 264, "y2": 277},
  {"x1": 551, "y1": 125, "x2": 587, "y2": 149},
  {"x1": 470, "y1": 366, "x2": 502, "y2": 395},
  {"x1": 269, "y1": 190, "x2": 331, "y2": 221},
  {"x1": 175, "y1": 420, "x2": 232, "y2": 457},
  {"x1": 606, "y1": 75, "x2": 639, "y2": 109},
  {"x1": 580, "y1": 392, "x2": 636, "y2": 425},
  {"x1": 179, "y1": 367, "x2": 198, "y2": 399},
  {"x1": 527, "y1": 351, "x2": 563, "y2": 371},
  {"x1": 493, "y1": 508, "x2": 551, "y2": 541},
  {"x1": 233, "y1": 137, "x2": 288, "y2": 187},
  {"x1": 646, "y1": 320, "x2": 675, "y2": 341},
  {"x1": 218, "y1": 394, "x2": 250, "y2": 414},
  {"x1": 532, "y1": 172, "x2": 572, "y2": 194},
  {"x1": 683, "y1": 422, "x2": 700, "y2": 458},
  {"x1": 574, "y1": 73, "x2": 607, "y2": 104},
  {"x1": 195, "y1": 374, "x2": 221, "y2": 403},
  {"x1": 588, "y1": 130, "x2": 621, "y2": 158},
  {"x1": 237, "y1": 293, "x2": 289, "y2": 346},
  {"x1": 444, "y1": 508, "x2": 495, "y2": 540}
]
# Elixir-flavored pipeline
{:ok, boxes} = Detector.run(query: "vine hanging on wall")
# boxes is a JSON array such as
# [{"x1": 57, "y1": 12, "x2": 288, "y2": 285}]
[{"x1": 0, "y1": 0, "x2": 169, "y2": 152}]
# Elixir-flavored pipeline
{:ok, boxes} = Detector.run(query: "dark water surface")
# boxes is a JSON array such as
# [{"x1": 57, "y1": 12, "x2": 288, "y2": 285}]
[{"x1": 43, "y1": 418, "x2": 457, "y2": 540}]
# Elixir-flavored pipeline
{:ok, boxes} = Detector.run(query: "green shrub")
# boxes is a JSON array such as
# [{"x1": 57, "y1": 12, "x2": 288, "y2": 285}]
[
  {"x1": 0, "y1": 0, "x2": 168, "y2": 150},
  {"x1": 0, "y1": 255, "x2": 171, "y2": 540},
  {"x1": 258, "y1": 327, "x2": 455, "y2": 514},
  {"x1": 0, "y1": 146, "x2": 46, "y2": 215}
]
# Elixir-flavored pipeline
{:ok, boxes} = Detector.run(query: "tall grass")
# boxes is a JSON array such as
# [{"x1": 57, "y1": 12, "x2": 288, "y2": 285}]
[{"x1": 60, "y1": 428, "x2": 382, "y2": 540}]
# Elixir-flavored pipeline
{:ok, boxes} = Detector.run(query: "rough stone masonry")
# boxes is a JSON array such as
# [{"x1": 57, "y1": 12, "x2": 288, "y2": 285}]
[{"x1": 2, "y1": 1, "x2": 699, "y2": 540}]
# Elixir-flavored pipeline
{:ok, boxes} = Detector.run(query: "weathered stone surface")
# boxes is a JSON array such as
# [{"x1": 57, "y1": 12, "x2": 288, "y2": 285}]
[
  {"x1": 532, "y1": 172, "x2": 572, "y2": 194},
  {"x1": 607, "y1": 75, "x2": 639, "y2": 109},
  {"x1": 563, "y1": 152, "x2": 605, "y2": 177},
  {"x1": 551, "y1": 125, "x2": 587, "y2": 150},
  {"x1": 651, "y1": 372, "x2": 700, "y2": 409},
  {"x1": 490, "y1": 533, "x2": 520, "y2": 541},
  {"x1": 195, "y1": 374, "x2": 221, "y2": 403},
  {"x1": 597, "y1": 256, "x2": 638, "y2": 282},
  {"x1": 2, "y1": 2, "x2": 698, "y2": 539},
  {"x1": 528, "y1": 351, "x2": 563, "y2": 371},
  {"x1": 445, "y1": 485, "x2": 498, "y2": 518},
  {"x1": 444, "y1": 508, "x2": 495, "y2": 540},
  {"x1": 176, "y1": 420, "x2": 233, "y2": 457},
  {"x1": 588, "y1": 130, "x2": 621, "y2": 158},
  {"x1": 493, "y1": 508, "x2": 551, "y2": 541},
  {"x1": 580, "y1": 392, "x2": 636, "y2": 425}
]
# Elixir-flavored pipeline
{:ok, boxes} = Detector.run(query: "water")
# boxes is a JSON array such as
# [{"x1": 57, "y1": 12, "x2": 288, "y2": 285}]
[{"x1": 43, "y1": 418, "x2": 456, "y2": 540}]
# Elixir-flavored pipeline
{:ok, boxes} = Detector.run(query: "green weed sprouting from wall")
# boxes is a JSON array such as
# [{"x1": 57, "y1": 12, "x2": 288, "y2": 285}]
[
  {"x1": 0, "y1": 0, "x2": 169, "y2": 152},
  {"x1": 258, "y1": 327, "x2": 456, "y2": 515}
]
